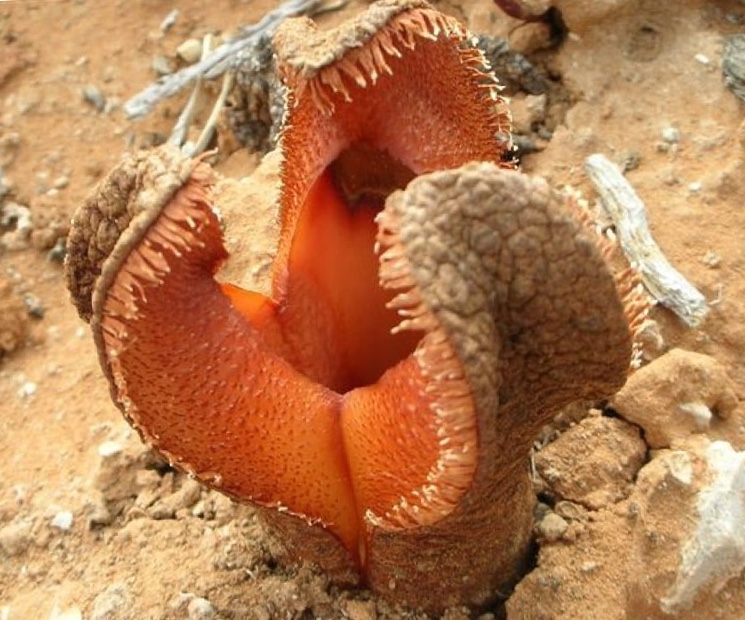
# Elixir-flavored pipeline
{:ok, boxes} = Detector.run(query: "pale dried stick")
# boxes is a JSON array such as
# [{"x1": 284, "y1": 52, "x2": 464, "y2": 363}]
[
  {"x1": 168, "y1": 33, "x2": 237, "y2": 156},
  {"x1": 189, "y1": 70, "x2": 235, "y2": 156},
  {"x1": 169, "y1": 34, "x2": 216, "y2": 149},
  {"x1": 124, "y1": 0, "x2": 332, "y2": 119},
  {"x1": 584, "y1": 153, "x2": 709, "y2": 328}
]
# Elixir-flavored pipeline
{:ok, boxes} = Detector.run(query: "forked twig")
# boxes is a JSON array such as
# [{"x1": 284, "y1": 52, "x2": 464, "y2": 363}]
[
  {"x1": 189, "y1": 70, "x2": 235, "y2": 156},
  {"x1": 169, "y1": 34, "x2": 216, "y2": 149},
  {"x1": 124, "y1": 0, "x2": 339, "y2": 119},
  {"x1": 584, "y1": 153, "x2": 709, "y2": 328}
]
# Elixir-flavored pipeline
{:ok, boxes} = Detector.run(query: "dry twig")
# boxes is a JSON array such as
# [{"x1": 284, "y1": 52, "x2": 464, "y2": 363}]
[
  {"x1": 124, "y1": 0, "x2": 340, "y2": 119},
  {"x1": 584, "y1": 153, "x2": 709, "y2": 328}
]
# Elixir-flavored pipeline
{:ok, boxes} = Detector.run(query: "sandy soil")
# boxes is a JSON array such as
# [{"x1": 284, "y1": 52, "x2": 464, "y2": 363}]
[{"x1": 1, "y1": 0, "x2": 744, "y2": 618}]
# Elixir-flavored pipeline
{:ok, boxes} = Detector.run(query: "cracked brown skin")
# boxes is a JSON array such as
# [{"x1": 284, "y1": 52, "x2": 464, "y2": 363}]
[
  {"x1": 65, "y1": 0, "x2": 635, "y2": 613},
  {"x1": 369, "y1": 164, "x2": 633, "y2": 608}
]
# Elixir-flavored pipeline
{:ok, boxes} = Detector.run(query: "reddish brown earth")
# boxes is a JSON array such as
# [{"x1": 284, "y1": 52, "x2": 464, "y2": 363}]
[{"x1": 1, "y1": 0, "x2": 744, "y2": 618}]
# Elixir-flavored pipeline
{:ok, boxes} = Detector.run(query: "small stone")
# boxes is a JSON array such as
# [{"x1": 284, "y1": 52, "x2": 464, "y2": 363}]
[
  {"x1": 0, "y1": 519, "x2": 33, "y2": 556},
  {"x1": 534, "y1": 416, "x2": 647, "y2": 509},
  {"x1": 47, "y1": 237, "x2": 67, "y2": 263},
  {"x1": 688, "y1": 181, "x2": 702, "y2": 193},
  {"x1": 554, "y1": 500, "x2": 587, "y2": 522},
  {"x1": 91, "y1": 584, "x2": 132, "y2": 620},
  {"x1": 191, "y1": 499, "x2": 206, "y2": 518},
  {"x1": 92, "y1": 436, "x2": 160, "y2": 503},
  {"x1": 148, "y1": 478, "x2": 202, "y2": 519},
  {"x1": 622, "y1": 151, "x2": 641, "y2": 172},
  {"x1": 52, "y1": 175, "x2": 69, "y2": 189},
  {"x1": 700, "y1": 250, "x2": 722, "y2": 268},
  {"x1": 151, "y1": 54, "x2": 174, "y2": 76},
  {"x1": 98, "y1": 440, "x2": 122, "y2": 458},
  {"x1": 23, "y1": 293, "x2": 45, "y2": 319},
  {"x1": 1, "y1": 202, "x2": 32, "y2": 234},
  {"x1": 694, "y1": 53, "x2": 711, "y2": 66},
  {"x1": 536, "y1": 512, "x2": 569, "y2": 542},
  {"x1": 677, "y1": 402, "x2": 714, "y2": 430},
  {"x1": 661, "y1": 126, "x2": 680, "y2": 143},
  {"x1": 82, "y1": 85, "x2": 106, "y2": 112},
  {"x1": 160, "y1": 8, "x2": 179, "y2": 32},
  {"x1": 18, "y1": 381, "x2": 37, "y2": 398},
  {"x1": 177, "y1": 38, "x2": 203, "y2": 64},
  {"x1": 50, "y1": 510, "x2": 74, "y2": 531},
  {"x1": 581, "y1": 561, "x2": 599, "y2": 573},
  {"x1": 187, "y1": 597, "x2": 215, "y2": 619},
  {"x1": 612, "y1": 349, "x2": 740, "y2": 449},
  {"x1": 170, "y1": 593, "x2": 216, "y2": 620}
]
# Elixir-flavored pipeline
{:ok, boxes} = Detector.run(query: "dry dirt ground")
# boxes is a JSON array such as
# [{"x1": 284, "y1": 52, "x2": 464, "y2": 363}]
[{"x1": 1, "y1": 0, "x2": 745, "y2": 619}]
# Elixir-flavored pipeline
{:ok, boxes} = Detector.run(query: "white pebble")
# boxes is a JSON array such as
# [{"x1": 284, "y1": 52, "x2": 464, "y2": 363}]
[
  {"x1": 177, "y1": 39, "x2": 203, "y2": 64},
  {"x1": 160, "y1": 9, "x2": 179, "y2": 32},
  {"x1": 694, "y1": 53, "x2": 711, "y2": 66},
  {"x1": 53, "y1": 175, "x2": 70, "y2": 190},
  {"x1": 18, "y1": 381, "x2": 37, "y2": 398},
  {"x1": 51, "y1": 511, "x2": 74, "y2": 531},
  {"x1": 678, "y1": 402, "x2": 713, "y2": 430},
  {"x1": 98, "y1": 440, "x2": 123, "y2": 458},
  {"x1": 187, "y1": 597, "x2": 215, "y2": 619},
  {"x1": 661, "y1": 126, "x2": 680, "y2": 143},
  {"x1": 581, "y1": 561, "x2": 599, "y2": 573},
  {"x1": 701, "y1": 250, "x2": 722, "y2": 268}
]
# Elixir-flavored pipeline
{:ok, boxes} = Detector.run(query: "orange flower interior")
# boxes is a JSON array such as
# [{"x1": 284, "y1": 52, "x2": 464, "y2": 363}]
[{"x1": 99, "y1": 6, "x2": 510, "y2": 572}]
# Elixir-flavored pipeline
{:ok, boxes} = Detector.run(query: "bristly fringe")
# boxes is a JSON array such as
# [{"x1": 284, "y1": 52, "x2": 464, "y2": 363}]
[
  {"x1": 300, "y1": 5, "x2": 507, "y2": 148},
  {"x1": 372, "y1": 207, "x2": 479, "y2": 529},
  {"x1": 563, "y1": 187, "x2": 651, "y2": 369},
  {"x1": 101, "y1": 165, "x2": 217, "y2": 449}
]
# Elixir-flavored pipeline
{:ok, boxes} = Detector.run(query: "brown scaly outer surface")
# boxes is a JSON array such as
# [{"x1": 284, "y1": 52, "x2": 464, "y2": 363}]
[
  {"x1": 65, "y1": 147, "x2": 200, "y2": 407},
  {"x1": 369, "y1": 163, "x2": 633, "y2": 611},
  {"x1": 65, "y1": 148, "x2": 197, "y2": 325},
  {"x1": 274, "y1": 0, "x2": 434, "y2": 80}
]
